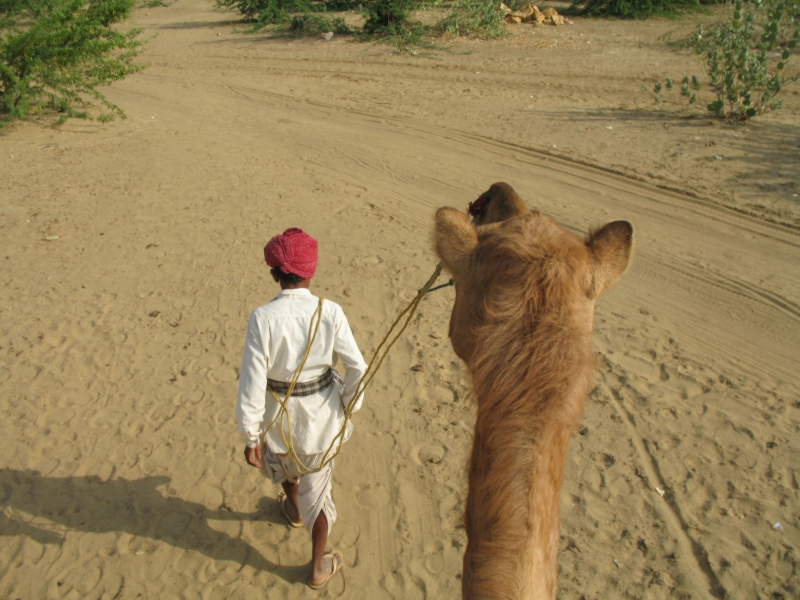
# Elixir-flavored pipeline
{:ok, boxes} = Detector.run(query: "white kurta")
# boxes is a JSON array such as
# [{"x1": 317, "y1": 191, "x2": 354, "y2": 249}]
[{"x1": 236, "y1": 288, "x2": 368, "y2": 454}]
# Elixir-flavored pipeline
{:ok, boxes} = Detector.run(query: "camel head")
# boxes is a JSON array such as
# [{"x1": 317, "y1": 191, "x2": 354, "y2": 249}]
[
  {"x1": 436, "y1": 183, "x2": 632, "y2": 599},
  {"x1": 468, "y1": 181, "x2": 529, "y2": 226},
  {"x1": 435, "y1": 183, "x2": 633, "y2": 365}
]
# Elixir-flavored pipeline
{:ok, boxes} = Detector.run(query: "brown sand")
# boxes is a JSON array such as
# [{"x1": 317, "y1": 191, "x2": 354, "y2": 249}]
[{"x1": 1, "y1": 1, "x2": 798, "y2": 598}]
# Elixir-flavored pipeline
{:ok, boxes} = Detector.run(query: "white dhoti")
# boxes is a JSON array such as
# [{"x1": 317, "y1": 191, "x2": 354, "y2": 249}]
[{"x1": 262, "y1": 446, "x2": 337, "y2": 537}]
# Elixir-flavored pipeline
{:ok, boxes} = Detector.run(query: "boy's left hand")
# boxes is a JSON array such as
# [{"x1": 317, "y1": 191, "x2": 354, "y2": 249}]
[{"x1": 244, "y1": 444, "x2": 263, "y2": 468}]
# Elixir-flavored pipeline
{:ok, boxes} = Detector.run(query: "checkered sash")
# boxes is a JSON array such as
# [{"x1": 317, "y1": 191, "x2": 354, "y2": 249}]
[{"x1": 268, "y1": 368, "x2": 344, "y2": 397}]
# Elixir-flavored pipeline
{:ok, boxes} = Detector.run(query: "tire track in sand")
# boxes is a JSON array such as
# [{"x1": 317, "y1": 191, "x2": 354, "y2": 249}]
[{"x1": 602, "y1": 357, "x2": 727, "y2": 600}]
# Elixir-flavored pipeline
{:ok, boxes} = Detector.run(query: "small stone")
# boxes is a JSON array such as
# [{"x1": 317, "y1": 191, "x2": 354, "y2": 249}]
[
  {"x1": 149, "y1": 311, "x2": 160, "y2": 317},
  {"x1": 411, "y1": 364, "x2": 425, "y2": 372}
]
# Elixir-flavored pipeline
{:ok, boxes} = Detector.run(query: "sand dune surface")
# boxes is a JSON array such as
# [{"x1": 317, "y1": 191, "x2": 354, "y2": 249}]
[{"x1": 1, "y1": 1, "x2": 799, "y2": 599}]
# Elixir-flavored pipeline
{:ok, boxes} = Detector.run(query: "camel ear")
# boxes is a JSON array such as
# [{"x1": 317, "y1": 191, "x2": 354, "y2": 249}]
[
  {"x1": 583, "y1": 220, "x2": 633, "y2": 299},
  {"x1": 435, "y1": 207, "x2": 478, "y2": 278}
]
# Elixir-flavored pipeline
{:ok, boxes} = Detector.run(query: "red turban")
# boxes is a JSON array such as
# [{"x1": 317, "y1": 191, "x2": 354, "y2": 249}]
[{"x1": 264, "y1": 228, "x2": 318, "y2": 280}]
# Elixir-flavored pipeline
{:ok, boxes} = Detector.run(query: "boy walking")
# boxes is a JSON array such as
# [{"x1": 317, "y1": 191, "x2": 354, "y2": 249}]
[{"x1": 236, "y1": 228, "x2": 367, "y2": 589}]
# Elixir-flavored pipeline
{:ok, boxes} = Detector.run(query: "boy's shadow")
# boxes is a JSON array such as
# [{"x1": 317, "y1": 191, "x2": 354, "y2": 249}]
[{"x1": 0, "y1": 469, "x2": 306, "y2": 584}]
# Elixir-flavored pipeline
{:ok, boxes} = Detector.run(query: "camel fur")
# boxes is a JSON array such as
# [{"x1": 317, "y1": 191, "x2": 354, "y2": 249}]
[{"x1": 434, "y1": 182, "x2": 633, "y2": 600}]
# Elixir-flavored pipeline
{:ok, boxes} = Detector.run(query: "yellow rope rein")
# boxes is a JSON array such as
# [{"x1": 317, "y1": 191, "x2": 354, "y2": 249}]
[{"x1": 260, "y1": 263, "x2": 448, "y2": 476}]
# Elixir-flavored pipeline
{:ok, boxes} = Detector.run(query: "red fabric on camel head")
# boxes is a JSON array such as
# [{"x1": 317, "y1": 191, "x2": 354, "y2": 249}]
[{"x1": 263, "y1": 228, "x2": 318, "y2": 280}]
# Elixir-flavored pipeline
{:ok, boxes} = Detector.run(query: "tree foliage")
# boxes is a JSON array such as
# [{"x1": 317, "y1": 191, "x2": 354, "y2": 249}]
[{"x1": 0, "y1": 0, "x2": 145, "y2": 125}]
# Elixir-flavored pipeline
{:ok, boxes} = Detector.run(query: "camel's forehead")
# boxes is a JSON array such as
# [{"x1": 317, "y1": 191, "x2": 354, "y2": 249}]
[
  {"x1": 526, "y1": 212, "x2": 573, "y2": 239},
  {"x1": 477, "y1": 212, "x2": 584, "y2": 257}
]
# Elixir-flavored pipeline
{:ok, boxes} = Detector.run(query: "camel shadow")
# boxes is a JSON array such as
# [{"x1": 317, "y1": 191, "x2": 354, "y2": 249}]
[{"x1": 0, "y1": 469, "x2": 307, "y2": 584}]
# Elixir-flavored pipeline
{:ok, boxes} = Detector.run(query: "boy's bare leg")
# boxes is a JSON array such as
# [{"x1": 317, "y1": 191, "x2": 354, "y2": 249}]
[
  {"x1": 309, "y1": 510, "x2": 341, "y2": 585},
  {"x1": 281, "y1": 480, "x2": 300, "y2": 522}
]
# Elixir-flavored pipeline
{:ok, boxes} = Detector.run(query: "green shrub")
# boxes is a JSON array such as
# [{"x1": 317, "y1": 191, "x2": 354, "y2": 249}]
[
  {"x1": 289, "y1": 12, "x2": 352, "y2": 34},
  {"x1": 215, "y1": 0, "x2": 274, "y2": 20},
  {"x1": 216, "y1": 0, "x2": 317, "y2": 26},
  {"x1": 218, "y1": 0, "x2": 512, "y2": 44},
  {"x1": 361, "y1": 0, "x2": 420, "y2": 35},
  {"x1": 437, "y1": 0, "x2": 507, "y2": 38},
  {"x1": 574, "y1": 0, "x2": 706, "y2": 19},
  {"x1": 0, "y1": 0, "x2": 146, "y2": 125},
  {"x1": 649, "y1": 0, "x2": 799, "y2": 119}
]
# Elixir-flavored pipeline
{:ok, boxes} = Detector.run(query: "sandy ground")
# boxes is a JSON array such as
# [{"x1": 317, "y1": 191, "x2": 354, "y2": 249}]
[{"x1": 1, "y1": 1, "x2": 799, "y2": 598}]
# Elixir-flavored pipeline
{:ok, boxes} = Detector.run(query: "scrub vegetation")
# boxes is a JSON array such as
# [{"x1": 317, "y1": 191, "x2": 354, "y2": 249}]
[
  {"x1": 646, "y1": 0, "x2": 799, "y2": 120},
  {"x1": 0, "y1": 0, "x2": 146, "y2": 126}
]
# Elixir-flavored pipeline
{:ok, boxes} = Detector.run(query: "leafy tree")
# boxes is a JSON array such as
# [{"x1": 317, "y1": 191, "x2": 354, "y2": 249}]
[{"x1": 0, "y1": 0, "x2": 146, "y2": 125}]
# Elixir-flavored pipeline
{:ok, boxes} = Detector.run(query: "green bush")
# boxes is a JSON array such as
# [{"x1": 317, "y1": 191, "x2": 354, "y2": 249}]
[
  {"x1": 437, "y1": 0, "x2": 507, "y2": 38},
  {"x1": 649, "y1": 0, "x2": 799, "y2": 119},
  {"x1": 218, "y1": 0, "x2": 514, "y2": 43},
  {"x1": 361, "y1": 0, "x2": 420, "y2": 34},
  {"x1": 289, "y1": 12, "x2": 352, "y2": 34},
  {"x1": 217, "y1": 0, "x2": 319, "y2": 27},
  {"x1": 574, "y1": 0, "x2": 706, "y2": 19},
  {"x1": 0, "y1": 0, "x2": 145, "y2": 125},
  {"x1": 215, "y1": 0, "x2": 276, "y2": 20}
]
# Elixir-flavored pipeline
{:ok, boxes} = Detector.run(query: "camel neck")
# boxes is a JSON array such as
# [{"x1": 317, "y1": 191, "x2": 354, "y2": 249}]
[{"x1": 464, "y1": 371, "x2": 591, "y2": 600}]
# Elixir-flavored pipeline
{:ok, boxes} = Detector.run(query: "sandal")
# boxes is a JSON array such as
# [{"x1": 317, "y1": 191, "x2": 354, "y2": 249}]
[
  {"x1": 278, "y1": 493, "x2": 303, "y2": 528},
  {"x1": 308, "y1": 551, "x2": 343, "y2": 590}
]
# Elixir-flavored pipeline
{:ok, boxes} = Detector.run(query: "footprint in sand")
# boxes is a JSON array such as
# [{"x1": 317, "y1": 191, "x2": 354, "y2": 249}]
[
  {"x1": 423, "y1": 541, "x2": 462, "y2": 576},
  {"x1": 355, "y1": 483, "x2": 391, "y2": 508},
  {"x1": 418, "y1": 386, "x2": 455, "y2": 405},
  {"x1": 415, "y1": 443, "x2": 446, "y2": 465},
  {"x1": 438, "y1": 487, "x2": 463, "y2": 522},
  {"x1": 356, "y1": 255, "x2": 382, "y2": 266}
]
